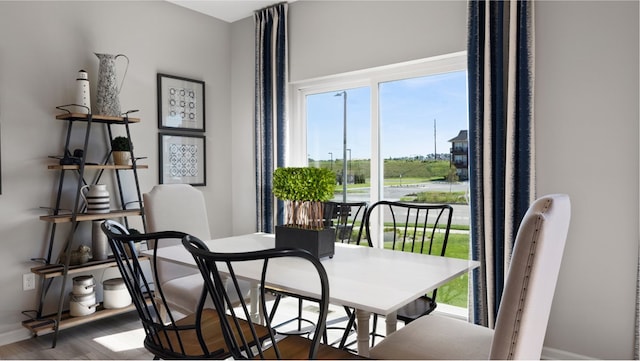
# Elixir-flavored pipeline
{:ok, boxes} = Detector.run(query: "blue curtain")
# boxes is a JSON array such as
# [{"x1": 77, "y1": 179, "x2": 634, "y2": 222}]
[
  {"x1": 255, "y1": 3, "x2": 288, "y2": 233},
  {"x1": 467, "y1": 0, "x2": 535, "y2": 327}
]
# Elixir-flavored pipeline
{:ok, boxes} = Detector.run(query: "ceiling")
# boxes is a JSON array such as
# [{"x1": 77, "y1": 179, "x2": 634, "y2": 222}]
[{"x1": 166, "y1": 0, "x2": 294, "y2": 23}]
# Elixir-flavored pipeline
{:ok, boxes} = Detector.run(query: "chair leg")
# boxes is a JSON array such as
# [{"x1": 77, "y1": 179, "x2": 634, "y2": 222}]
[
  {"x1": 297, "y1": 298, "x2": 304, "y2": 332},
  {"x1": 155, "y1": 296, "x2": 168, "y2": 323},
  {"x1": 268, "y1": 293, "x2": 282, "y2": 322},
  {"x1": 338, "y1": 307, "x2": 356, "y2": 349},
  {"x1": 371, "y1": 314, "x2": 378, "y2": 347}
]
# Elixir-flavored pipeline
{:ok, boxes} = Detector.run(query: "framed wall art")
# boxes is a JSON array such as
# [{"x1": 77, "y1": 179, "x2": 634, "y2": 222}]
[
  {"x1": 157, "y1": 73, "x2": 205, "y2": 131},
  {"x1": 159, "y1": 133, "x2": 206, "y2": 186}
]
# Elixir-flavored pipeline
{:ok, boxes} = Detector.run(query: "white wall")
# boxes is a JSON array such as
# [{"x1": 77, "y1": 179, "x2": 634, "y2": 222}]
[
  {"x1": 230, "y1": 16, "x2": 258, "y2": 235},
  {"x1": 288, "y1": 0, "x2": 468, "y2": 82},
  {"x1": 0, "y1": 0, "x2": 233, "y2": 343},
  {"x1": 229, "y1": 1, "x2": 639, "y2": 359},
  {"x1": 536, "y1": 1, "x2": 639, "y2": 359}
]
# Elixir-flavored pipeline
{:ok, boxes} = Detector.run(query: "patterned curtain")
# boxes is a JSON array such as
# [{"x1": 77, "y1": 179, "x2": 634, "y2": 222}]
[
  {"x1": 467, "y1": 0, "x2": 535, "y2": 327},
  {"x1": 255, "y1": 2, "x2": 288, "y2": 233}
]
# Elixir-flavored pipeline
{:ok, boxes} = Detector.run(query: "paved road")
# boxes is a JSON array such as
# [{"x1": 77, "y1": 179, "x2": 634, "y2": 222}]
[{"x1": 334, "y1": 181, "x2": 470, "y2": 226}]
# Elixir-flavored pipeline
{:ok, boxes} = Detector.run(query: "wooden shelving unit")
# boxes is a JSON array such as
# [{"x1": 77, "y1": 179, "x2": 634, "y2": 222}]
[
  {"x1": 40, "y1": 209, "x2": 143, "y2": 223},
  {"x1": 31, "y1": 255, "x2": 149, "y2": 279},
  {"x1": 23, "y1": 303, "x2": 138, "y2": 336},
  {"x1": 24, "y1": 111, "x2": 147, "y2": 347},
  {"x1": 55, "y1": 113, "x2": 141, "y2": 123},
  {"x1": 48, "y1": 164, "x2": 148, "y2": 170}
]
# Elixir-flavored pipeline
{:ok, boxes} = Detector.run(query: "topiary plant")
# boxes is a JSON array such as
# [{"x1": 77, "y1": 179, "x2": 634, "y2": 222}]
[
  {"x1": 111, "y1": 136, "x2": 132, "y2": 151},
  {"x1": 273, "y1": 167, "x2": 335, "y2": 230}
]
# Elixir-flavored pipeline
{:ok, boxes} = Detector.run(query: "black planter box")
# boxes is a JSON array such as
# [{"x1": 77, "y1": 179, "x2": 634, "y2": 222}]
[{"x1": 275, "y1": 225, "x2": 335, "y2": 259}]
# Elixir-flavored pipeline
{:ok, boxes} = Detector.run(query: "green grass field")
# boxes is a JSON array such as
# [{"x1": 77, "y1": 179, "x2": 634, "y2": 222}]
[{"x1": 379, "y1": 230, "x2": 470, "y2": 308}]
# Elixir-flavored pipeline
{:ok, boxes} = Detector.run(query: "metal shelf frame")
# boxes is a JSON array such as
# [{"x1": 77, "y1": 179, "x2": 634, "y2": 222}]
[{"x1": 27, "y1": 110, "x2": 147, "y2": 348}]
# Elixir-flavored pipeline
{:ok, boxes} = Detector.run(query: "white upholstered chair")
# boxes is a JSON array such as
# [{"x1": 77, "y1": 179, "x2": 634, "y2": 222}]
[
  {"x1": 144, "y1": 184, "x2": 251, "y2": 316},
  {"x1": 143, "y1": 184, "x2": 216, "y2": 315},
  {"x1": 369, "y1": 193, "x2": 571, "y2": 360}
]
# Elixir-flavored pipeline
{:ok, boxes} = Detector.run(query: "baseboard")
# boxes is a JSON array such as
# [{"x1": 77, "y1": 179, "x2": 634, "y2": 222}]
[
  {"x1": 0, "y1": 324, "x2": 33, "y2": 347},
  {"x1": 542, "y1": 346, "x2": 594, "y2": 360}
]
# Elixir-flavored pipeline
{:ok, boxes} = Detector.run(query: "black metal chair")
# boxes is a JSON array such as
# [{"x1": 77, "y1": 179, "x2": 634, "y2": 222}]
[
  {"x1": 364, "y1": 201, "x2": 453, "y2": 324},
  {"x1": 181, "y1": 234, "x2": 362, "y2": 359},
  {"x1": 267, "y1": 201, "x2": 369, "y2": 351},
  {"x1": 321, "y1": 201, "x2": 371, "y2": 350},
  {"x1": 101, "y1": 220, "x2": 266, "y2": 359},
  {"x1": 324, "y1": 201, "x2": 369, "y2": 245}
]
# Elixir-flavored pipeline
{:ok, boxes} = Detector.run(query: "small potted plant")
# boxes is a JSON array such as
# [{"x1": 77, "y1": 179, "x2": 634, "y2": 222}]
[
  {"x1": 273, "y1": 167, "x2": 336, "y2": 258},
  {"x1": 111, "y1": 136, "x2": 131, "y2": 165}
]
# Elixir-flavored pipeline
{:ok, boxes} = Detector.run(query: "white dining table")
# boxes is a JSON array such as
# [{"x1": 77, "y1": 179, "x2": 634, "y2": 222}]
[{"x1": 146, "y1": 232, "x2": 479, "y2": 356}]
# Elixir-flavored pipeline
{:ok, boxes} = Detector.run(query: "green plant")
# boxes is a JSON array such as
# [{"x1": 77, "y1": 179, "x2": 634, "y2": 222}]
[
  {"x1": 273, "y1": 167, "x2": 335, "y2": 229},
  {"x1": 111, "y1": 136, "x2": 132, "y2": 151}
]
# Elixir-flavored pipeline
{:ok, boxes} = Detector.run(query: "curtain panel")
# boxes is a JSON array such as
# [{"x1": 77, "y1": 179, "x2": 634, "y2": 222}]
[
  {"x1": 467, "y1": 0, "x2": 535, "y2": 327},
  {"x1": 255, "y1": 3, "x2": 288, "y2": 233}
]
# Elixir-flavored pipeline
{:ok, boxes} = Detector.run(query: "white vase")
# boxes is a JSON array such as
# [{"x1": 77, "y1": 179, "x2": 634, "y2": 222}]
[
  {"x1": 91, "y1": 221, "x2": 109, "y2": 261},
  {"x1": 95, "y1": 53, "x2": 128, "y2": 117},
  {"x1": 80, "y1": 184, "x2": 110, "y2": 214},
  {"x1": 75, "y1": 69, "x2": 91, "y2": 114}
]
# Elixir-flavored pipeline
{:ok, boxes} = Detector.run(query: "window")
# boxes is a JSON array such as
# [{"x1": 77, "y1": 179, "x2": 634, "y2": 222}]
[{"x1": 290, "y1": 52, "x2": 470, "y2": 310}]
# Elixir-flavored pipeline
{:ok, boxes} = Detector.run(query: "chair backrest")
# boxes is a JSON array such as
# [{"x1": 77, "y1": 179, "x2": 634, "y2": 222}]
[
  {"x1": 182, "y1": 235, "x2": 330, "y2": 360},
  {"x1": 144, "y1": 184, "x2": 212, "y2": 242},
  {"x1": 490, "y1": 194, "x2": 571, "y2": 359},
  {"x1": 324, "y1": 201, "x2": 368, "y2": 245},
  {"x1": 143, "y1": 184, "x2": 210, "y2": 282},
  {"x1": 101, "y1": 220, "x2": 223, "y2": 358},
  {"x1": 365, "y1": 200, "x2": 453, "y2": 256},
  {"x1": 364, "y1": 201, "x2": 453, "y2": 306}
]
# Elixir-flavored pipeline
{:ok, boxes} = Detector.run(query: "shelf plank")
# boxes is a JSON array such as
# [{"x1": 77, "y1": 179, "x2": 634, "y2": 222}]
[
  {"x1": 56, "y1": 113, "x2": 140, "y2": 123},
  {"x1": 31, "y1": 256, "x2": 149, "y2": 279},
  {"x1": 40, "y1": 209, "x2": 143, "y2": 223},
  {"x1": 22, "y1": 303, "x2": 143, "y2": 336},
  {"x1": 47, "y1": 164, "x2": 148, "y2": 170}
]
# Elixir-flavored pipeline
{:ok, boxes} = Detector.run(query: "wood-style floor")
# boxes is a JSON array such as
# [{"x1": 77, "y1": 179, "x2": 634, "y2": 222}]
[{"x1": 0, "y1": 311, "x2": 153, "y2": 360}]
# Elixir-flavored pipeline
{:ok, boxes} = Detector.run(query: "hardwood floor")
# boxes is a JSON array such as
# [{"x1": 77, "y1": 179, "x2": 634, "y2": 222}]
[
  {"x1": 0, "y1": 311, "x2": 153, "y2": 360},
  {"x1": 0, "y1": 298, "x2": 388, "y2": 359}
]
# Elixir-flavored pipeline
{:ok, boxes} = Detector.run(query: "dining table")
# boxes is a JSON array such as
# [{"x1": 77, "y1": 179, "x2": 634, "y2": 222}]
[{"x1": 146, "y1": 232, "x2": 479, "y2": 357}]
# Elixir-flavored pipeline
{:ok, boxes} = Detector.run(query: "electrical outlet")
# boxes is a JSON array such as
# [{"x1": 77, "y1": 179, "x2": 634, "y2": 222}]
[{"x1": 23, "y1": 273, "x2": 35, "y2": 291}]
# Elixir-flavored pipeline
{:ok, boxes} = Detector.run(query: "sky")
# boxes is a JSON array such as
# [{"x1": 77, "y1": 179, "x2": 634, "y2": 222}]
[{"x1": 306, "y1": 70, "x2": 468, "y2": 161}]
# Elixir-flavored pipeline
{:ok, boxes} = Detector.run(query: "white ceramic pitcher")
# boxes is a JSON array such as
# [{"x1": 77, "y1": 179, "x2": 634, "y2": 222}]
[
  {"x1": 95, "y1": 53, "x2": 129, "y2": 117},
  {"x1": 81, "y1": 184, "x2": 110, "y2": 214}
]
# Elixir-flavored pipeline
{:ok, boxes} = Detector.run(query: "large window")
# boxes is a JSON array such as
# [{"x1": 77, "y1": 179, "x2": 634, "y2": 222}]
[{"x1": 291, "y1": 52, "x2": 470, "y2": 309}]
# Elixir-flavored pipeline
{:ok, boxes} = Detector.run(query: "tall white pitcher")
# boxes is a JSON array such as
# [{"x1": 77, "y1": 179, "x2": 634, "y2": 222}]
[{"x1": 95, "y1": 53, "x2": 128, "y2": 117}]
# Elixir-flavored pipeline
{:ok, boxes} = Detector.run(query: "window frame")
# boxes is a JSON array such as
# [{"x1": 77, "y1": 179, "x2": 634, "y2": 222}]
[
  {"x1": 290, "y1": 51, "x2": 467, "y2": 203},
  {"x1": 289, "y1": 52, "x2": 470, "y2": 314}
]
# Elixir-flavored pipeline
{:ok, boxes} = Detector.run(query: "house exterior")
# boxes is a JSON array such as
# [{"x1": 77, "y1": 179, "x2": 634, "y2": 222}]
[{"x1": 448, "y1": 129, "x2": 468, "y2": 181}]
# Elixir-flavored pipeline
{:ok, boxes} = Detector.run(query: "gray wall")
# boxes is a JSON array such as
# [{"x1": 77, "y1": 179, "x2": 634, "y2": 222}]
[
  {"x1": 0, "y1": 0, "x2": 234, "y2": 341},
  {"x1": 0, "y1": 1, "x2": 637, "y2": 359},
  {"x1": 536, "y1": 2, "x2": 639, "y2": 358}
]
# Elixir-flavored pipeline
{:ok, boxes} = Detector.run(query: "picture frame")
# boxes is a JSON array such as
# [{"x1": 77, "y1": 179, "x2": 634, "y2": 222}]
[
  {"x1": 157, "y1": 73, "x2": 205, "y2": 131},
  {"x1": 159, "y1": 133, "x2": 206, "y2": 186}
]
